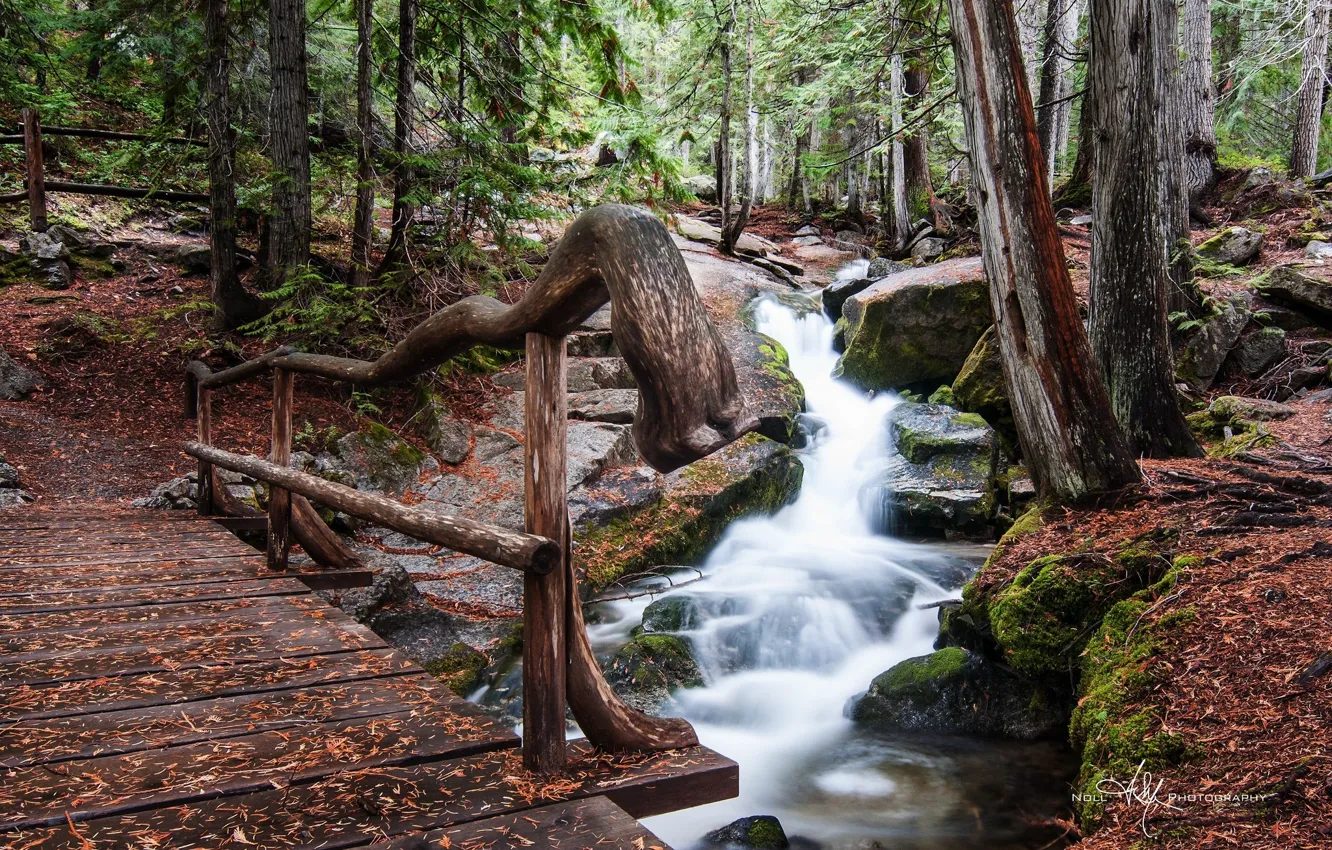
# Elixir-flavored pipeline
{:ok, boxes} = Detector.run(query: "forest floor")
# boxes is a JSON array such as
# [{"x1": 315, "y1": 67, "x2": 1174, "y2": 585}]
[{"x1": 3, "y1": 188, "x2": 1332, "y2": 848}]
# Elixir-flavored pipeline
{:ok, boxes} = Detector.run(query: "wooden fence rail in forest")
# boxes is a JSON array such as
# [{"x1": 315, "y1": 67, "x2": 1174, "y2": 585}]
[
  {"x1": 179, "y1": 203, "x2": 760, "y2": 776},
  {"x1": 0, "y1": 108, "x2": 208, "y2": 231}
]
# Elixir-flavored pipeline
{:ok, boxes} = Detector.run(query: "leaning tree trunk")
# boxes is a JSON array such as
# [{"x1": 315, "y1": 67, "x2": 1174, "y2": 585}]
[
  {"x1": 1292, "y1": 0, "x2": 1332, "y2": 178},
  {"x1": 945, "y1": 0, "x2": 1141, "y2": 502},
  {"x1": 1088, "y1": 0, "x2": 1200, "y2": 458},
  {"x1": 204, "y1": 0, "x2": 264, "y2": 329},
  {"x1": 1015, "y1": 0, "x2": 1044, "y2": 93},
  {"x1": 1180, "y1": 0, "x2": 1217, "y2": 201},
  {"x1": 351, "y1": 0, "x2": 375, "y2": 287},
  {"x1": 266, "y1": 0, "x2": 312, "y2": 283},
  {"x1": 379, "y1": 0, "x2": 419, "y2": 274}
]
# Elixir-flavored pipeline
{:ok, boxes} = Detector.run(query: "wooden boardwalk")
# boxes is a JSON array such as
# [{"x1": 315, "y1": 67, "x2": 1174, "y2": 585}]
[{"x1": 0, "y1": 508, "x2": 737, "y2": 849}]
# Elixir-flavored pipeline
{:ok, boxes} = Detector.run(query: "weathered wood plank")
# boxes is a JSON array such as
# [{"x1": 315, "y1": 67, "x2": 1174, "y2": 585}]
[
  {"x1": 1, "y1": 648, "x2": 414, "y2": 721},
  {"x1": 0, "y1": 593, "x2": 328, "y2": 642},
  {"x1": 0, "y1": 617, "x2": 385, "y2": 686},
  {"x1": 2, "y1": 742, "x2": 738, "y2": 848},
  {"x1": 372, "y1": 797, "x2": 670, "y2": 850},
  {"x1": 0, "y1": 576, "x2": 309, "y2": 615},
  {"x1": 0, "y1": 674, "x2": 466, "y2": 767},
  {"x1": 0, "y1": 545, "x2": 260, "y2": 567},
  {"x1": 0, "y1": 558, "x2": 272, "y2": 595},
  {"x1": 1, "y1": 707, "x2": 516, "y2": 830}
]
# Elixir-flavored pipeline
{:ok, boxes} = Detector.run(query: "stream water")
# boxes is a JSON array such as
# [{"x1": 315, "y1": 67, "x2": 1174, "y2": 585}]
[{"x1": 585, "y1": 283, "x2": 1072, "y2": 849}]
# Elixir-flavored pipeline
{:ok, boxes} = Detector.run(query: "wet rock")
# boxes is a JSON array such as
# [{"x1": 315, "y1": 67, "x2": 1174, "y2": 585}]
[
  {"x1": 1227, "y1": 327, "x2": 1287, "y2": 376},
  {"x1": 604, "y1": 632, "x2": 703, "y2": 714},
  {"x1": 702, "y1": 815, "x2": 790, "y2": 849},
  {"x1": 567, "y1": 389, "x2": 638, "y2": 424},
  {"x1": 174, "y1": 244, "x2": 212, "y2": 274},
  {"x1": 821, "y1": 277, "x2": 873, "y2": 323},
  {"x1": 862, "y1": 403, "x2": 998, "y2": 538},
  {"x1": 684, "y1": 174, "x2": 718, "y2": 204},
  {"x1": 420, "y1": 643, "x2": 489, "y2": 695},
  {"x1": 834, "y1": 258, "x2": 991, "y2": 392},
  {"x1": 867, "y1": 257, "x2": 911, "y2": 279},
  {"x1": 1258, "y1": 263, "x2": 1332, "y2": 320},
  {"x1": 950, "y1": 326, "x2": 1016, "y2": 452},
  {"x1": 1197, "y1": 226, "x2": 1263, "y2": 266},
  {"x1": 850, "y1": 647, "x2": 1066, "y2": 739},
  {"x1": 1176, "y1": 294, "x2": 1252, "y2": 391},
  {"x1": 909, "y1": 236, "x2": 947, "y2": 262},
  {"x1": 641, "y1": 594, "x2": 704, "y2": 632},
  {"x1": 335, "y1": 423, "x2": 427, "y2": 497},
  {"x1": 0, "y1": 348, "x2": 43, "y2": 400}
]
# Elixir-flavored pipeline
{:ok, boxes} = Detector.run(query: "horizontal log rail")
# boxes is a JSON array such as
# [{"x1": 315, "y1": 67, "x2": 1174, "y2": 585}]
[
  {"x1": 20, "y1": 125, "x2": 202, "y2": 144},
  {"x1": 44, "y1": 181, "x2": 209, "y2": 203},
  {"x1": 184, "y1": 442, "x2": 559, "y2": 574}
]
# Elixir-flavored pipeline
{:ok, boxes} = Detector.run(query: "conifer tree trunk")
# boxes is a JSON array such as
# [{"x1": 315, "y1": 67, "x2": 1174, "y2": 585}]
[
  {"x1": 1088, "y1": 0, "x2": 1200, "y2": 457},
  {"x1": 1292, "y1": 0, "x2": 1332, "y2": 178},
  {"x1": 1180, "y1": 0, "x2": 1217, "y2": 200},
  {"x1": 351, "y1": 0, "x2": 375, "y2": 287},
  {"x1": 266, "y1": 0, "x2": 312, "y2": 282},
  {"x1": 1050, "y1": 0, "x2": 1082, "y2": 170},
  {"x1": 720, "y1": 0, "x2": 753, "y2": 254},
  {"x1": 1036, "y1": 0, "x2": 1078, "y2": 183},
  {"x1": 204, "y1": 0, "x2": 264, "y2": 329},
  {"x1": 945, "y1": 0, "x2": 1140, "y2": 502},
  {"x1": 889, "y1": 53, "x2": 910, "y2": 248},
  {"x1": 380, "y1": 0, "x2": 419, "y2": 273},
  {"x1": 903, "y1": 62, "x2": 939, "y2": 225}
]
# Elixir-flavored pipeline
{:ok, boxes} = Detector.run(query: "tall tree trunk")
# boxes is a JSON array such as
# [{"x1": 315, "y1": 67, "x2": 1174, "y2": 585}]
[
  {"x1": 1015, "y1": 0, "x2": 1044, "y2": 92},
  {"x1": 1088, "y1": 0, "x2": 1200, "y2": 458},
  {"x1": 1053, "y1": 82, "x2": 1093, "y2": 206},
  {"x1": 380, "y1": 0, "x2": 419, "y2": 274},
  {"x1": 351, "y1": 0, "x2": 375, "y2": 287},
  {"x1": 1050, "y1": 0, "x2": 1083, "y2": 172},
  {"x1": 204, "y1": 0, "x2": 264, "y2": 329},
  {"x1": 1292, "y1": 0, "x2": 1332, "y2": 178},
  {"x1": 1180, "y1": 0, "x2": 1217, "y2": 200},
  {"x1": 721, "y1": 0, "x2": 753, "y2": 254},
  {"x1": 717, "y1": 1, "x2": 734, "y2": 237},
  {"x1": 903, "y1": 61, "x2": 940, "y2": 226},
  {"x1": 945, "y1": 0, "x2": 1140, "y2": 502},
  {"x1": 889, "y1": 53, "x2": 910, "y2": 248},
  {"x1": 266, "y1": 0, "x2": 312, "y2": 282},
  {"x1": 1036, "y1": 0, "x2": 1078, "y2": 183}
]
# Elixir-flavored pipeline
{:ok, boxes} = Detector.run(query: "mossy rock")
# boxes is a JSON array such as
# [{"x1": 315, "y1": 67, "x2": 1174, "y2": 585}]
[
  {"x1": 833, "y1": 257, "x2": 992, "y2": 392},
  {"x1": 951, "y1": 326, "x2": 1018, "y2": 453},
  {"x1": 335, "y1": 422, "x2": 428, "y2": 497},
  {"x1": 604, "y1": 633, "x2": 703, "y2": 714},
  {"x1": 702, "y1": 815, "x2": 790, "y2": 849},
  {"x1": 574, "y1": 434, "x2": 803, "y2": 590},
  {"x1": 642, "y1": 595, "x2": 703, "y2": 632},
  {"x1": 421, "y1": 643, "x2": 488, "y2": 696},
  {"x1": 851, "y1": 647, "x2": 1066, "y2": 739}
]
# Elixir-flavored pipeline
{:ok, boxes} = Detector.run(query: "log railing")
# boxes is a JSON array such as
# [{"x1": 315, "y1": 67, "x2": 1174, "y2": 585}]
[
  {"x1": 182, "y1": 204, "x2": 760, "y2": 774},
  {"x1": 0, "y1": 108, "x2": 208, "y2": 231}
]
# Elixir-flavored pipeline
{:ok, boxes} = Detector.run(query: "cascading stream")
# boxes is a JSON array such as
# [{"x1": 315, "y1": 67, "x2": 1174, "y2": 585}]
[{"x1": 585, "y1": 284, "x2": 1057, "y2": 848}]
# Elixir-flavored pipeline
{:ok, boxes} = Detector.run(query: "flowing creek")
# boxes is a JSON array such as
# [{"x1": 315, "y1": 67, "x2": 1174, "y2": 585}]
[{"x1": 481, "y1": 268, "x2": 1072, "y2": 848}]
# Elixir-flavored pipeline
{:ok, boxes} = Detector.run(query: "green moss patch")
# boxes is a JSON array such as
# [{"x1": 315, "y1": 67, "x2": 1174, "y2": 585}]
[{"x1": 421, "y1": 643, "x2": 489, "y2": 696}]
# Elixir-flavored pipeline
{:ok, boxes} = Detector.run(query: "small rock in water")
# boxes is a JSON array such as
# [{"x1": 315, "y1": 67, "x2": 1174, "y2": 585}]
[{"x1": 702, "y1": 815, "x2": 790, "y2": 850}]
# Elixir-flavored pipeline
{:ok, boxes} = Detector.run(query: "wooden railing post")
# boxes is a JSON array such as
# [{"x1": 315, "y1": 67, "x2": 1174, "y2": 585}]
[
  {"x1": 267, "y1": 368, "x2": 293, "y2": 570},
  {"x1": 21, "y1": 108, "x2": 46, "y2": 232},
  {"x1": 522, "y1": 332, "x2": 568, "y2": 774},
  {"x1": 196, "y1": 386, "x2": 214, "y2": 516}
]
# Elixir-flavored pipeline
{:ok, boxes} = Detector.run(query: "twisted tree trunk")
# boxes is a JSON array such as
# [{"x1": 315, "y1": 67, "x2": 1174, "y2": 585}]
[
  {"x1": 1088, "y1": 0, "x2": 1200, "y2": 457},
  {"x1": 1292, "y1": 0, "x2": 1332, "y2": 178},
  {"x1": 946, "y1": 0, "x2": 1141, "y2": 501},
  {"x1": 266, "y1": 0, "x2": 312, "y2": 282}
]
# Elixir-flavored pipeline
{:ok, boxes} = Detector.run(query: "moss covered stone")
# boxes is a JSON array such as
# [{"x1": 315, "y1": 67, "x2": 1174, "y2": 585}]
[
  {"x1": 604, "y1": 632, "x2": 703, "y2": 713},
  {"x1": 641, "y1": 595, "x2": 702, "y2": 632},
  {"x1": 951, "y1": 326, "x2": 1018, "y2": 453},
  {"x1": 833, "y1": 257, "x2": 992, "y2": 392},
  {"x1": 422, "y1": 643, "x2": 488, "y2": 696},
  {"x1": 335, "y1": 422, "x2": 428, "y2": 497},
  {"x1": 702, "y1": 816, "x2": 790, "y2": 850},
  {"x1": 574, "y1": 434, "x2": 803, "y2": 589}
]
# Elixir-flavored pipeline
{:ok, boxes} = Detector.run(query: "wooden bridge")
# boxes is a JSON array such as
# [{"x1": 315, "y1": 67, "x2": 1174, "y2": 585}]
[
  {"x1": 0, "y1": 506, "x2": 736, "y2": 848},
  {"x1": 0, "y1": 206, "x2": 758, "y2": 847}
]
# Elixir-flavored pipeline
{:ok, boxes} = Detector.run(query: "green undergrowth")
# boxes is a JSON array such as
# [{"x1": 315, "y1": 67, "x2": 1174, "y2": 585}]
[{"x1": 421, "y1": 643, "x2": 489, "y2": 696}]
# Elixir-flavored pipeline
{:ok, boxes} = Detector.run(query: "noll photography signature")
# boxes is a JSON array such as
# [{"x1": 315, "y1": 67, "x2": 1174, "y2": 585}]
[{"x1": 1074, "y1": 762, "x2": 1274, "y2": 837}]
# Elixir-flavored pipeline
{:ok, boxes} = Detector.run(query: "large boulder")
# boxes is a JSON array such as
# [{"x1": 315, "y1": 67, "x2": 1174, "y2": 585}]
[
  {"x1": 1176, "y1": 294, "x2": 1252, "y2": 391},
  {"x1": 1196, "y1": 226, "x2": 1263, "y2": 266},
  {"x1": 1258, "y1": 263, "x2": 1332, "y2": 320},
  {"x1": 1226, "y1": 327, "x2": 1287, "y2": 376},
  {"x1": 604, "y1": 632, "x2": 703, "y2": 714},
  {"x1": 834, "y1": 258, "x2": 992, "y2": 392},
  {"x1": 850, "y1": 647, "x2": 1066, "y2": 739},
  {"x1": 335, "y1": 423, "x2": 429, "y2": 497},
  {"x1": 950, "y1": 327, "x2": 1016, "y2": 452},
  {"x1": 860, "y1": 402, "x2": 998, "y2": 538},
  {"x1": 684, "y1": 174, "x2": 718, "y2": 204},
  {"x1": 0, "y1": 348, "x2": 43, "y2": 400},
  {"x1": 821, "y1": 259, "x2": 913, "y2": 323},
  {"x1": 18, "y1": 231, "x2": 72, "y2": 290}
]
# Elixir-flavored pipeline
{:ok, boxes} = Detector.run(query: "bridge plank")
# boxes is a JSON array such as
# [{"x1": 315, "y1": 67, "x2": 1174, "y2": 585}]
[
  {"x1": 0, "y1": 593, "x2": 327, "y2": 637},
  {"x1": 372, "y1": 797, "x2": 670, "y2": 850},
  {"x1": 1, "y1": 648, "x2": 416, "y2": 721},
  {"x1": 1, "y1": 741, "x2": 737, "y2": 849},
  {"x1": 0, "y1": 674, "x2": 464, "y2": 767},
  {"x1": 0, "y1": 575, "x2": 310, "y2": 614}
]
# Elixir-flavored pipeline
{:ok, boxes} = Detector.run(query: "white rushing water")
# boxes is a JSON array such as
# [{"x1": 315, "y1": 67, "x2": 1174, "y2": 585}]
[{"x1": 588, "y1": 292, "x2": 1000, "y2": 848}]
